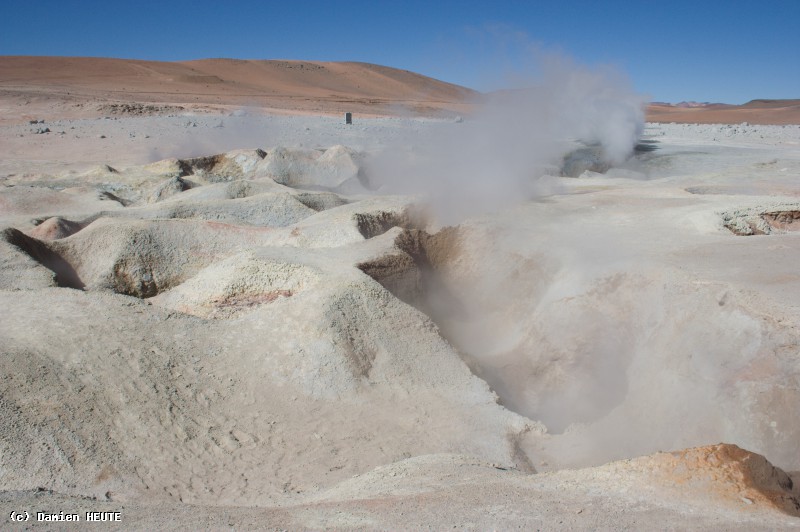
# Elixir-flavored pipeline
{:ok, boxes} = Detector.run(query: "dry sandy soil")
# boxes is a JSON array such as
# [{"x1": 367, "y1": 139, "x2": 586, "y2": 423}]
[{"x1": 1, "y1": 57, "x2": 800, "y2": 530}]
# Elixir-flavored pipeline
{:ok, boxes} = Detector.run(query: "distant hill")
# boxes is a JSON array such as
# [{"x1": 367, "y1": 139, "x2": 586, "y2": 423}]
[
  {"x1": 647, "y1": 99, "x2": 800, "y2": 125},
  {"x1": 0, "y1": 56, "x2": 478, "y2": 116},
  {"x1": 741, "y1": 99, "x2": 800, "y2": 109},
  {"x1": 2, "y1": 57, "x2": 795, "y2": 123}
]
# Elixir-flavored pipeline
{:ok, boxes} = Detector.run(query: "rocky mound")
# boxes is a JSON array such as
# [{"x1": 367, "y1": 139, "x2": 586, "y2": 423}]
[{"x1": 625, "y1": 444, "x2": 800, "y2": 516}]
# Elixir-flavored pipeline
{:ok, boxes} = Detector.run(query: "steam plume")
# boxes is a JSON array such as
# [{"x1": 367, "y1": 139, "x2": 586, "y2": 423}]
[{"x1": 367, "y1": 53, "x2": 646, "y2": 225}]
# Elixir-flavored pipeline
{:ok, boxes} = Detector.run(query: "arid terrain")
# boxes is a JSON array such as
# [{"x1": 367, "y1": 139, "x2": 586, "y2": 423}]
[
  {"x1": 0, "y1": 56, "x2": 476, "y2": 121},
  {"x1": 646, "y1": 99, "x2": 800, "y2": 125},
  {"x1": 1, "y1": 57, "x2": 799, "y2": 530}
]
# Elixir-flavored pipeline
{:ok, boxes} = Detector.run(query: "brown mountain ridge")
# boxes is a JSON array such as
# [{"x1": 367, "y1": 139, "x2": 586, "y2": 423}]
[
  {"x1": 0, "y1": 56, "x2": 477, "y2": 117},
  {"x1": 1, "y1": 56, "x2": 797, "y2": 123}
]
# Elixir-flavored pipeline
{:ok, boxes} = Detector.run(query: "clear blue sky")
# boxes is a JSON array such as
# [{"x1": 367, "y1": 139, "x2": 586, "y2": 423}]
[{"x1": 1, "y1": 0, "x2": 798, "y2": 104}]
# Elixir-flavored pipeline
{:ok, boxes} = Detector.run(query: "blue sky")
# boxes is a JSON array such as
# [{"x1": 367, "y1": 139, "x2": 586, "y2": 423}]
[{"x1": 1, "y1": 0, "x2": 798, "y2": 104}]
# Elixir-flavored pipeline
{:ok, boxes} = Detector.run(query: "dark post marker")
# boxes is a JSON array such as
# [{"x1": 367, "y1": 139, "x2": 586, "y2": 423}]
[{"x1": 345, "y1": 112, "x2": 352, "y2": 125}]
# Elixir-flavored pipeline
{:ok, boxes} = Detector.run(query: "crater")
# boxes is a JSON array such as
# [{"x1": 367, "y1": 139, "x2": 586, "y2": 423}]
[
  {"x1": 357, "y1": 226, "x2": 462, "y2": 307},
  {"x1": 722, "y1": 207, "x2": 800, "y2": 235},
  {"x1": 763, "y1": 210, "x2": 800, "y2": 231},
  {"x1": 355, "y1": 211, "x2": 413, "y2": 239},
  {"x1": 1, "y1": 228, "x2": 84, "y2": 289},
  {"x1": 176, "y1": 149, "x2": 267, "y2": 183},
  {"x1": 360, "y1": 224, "x2": 634, "y2": 435}
]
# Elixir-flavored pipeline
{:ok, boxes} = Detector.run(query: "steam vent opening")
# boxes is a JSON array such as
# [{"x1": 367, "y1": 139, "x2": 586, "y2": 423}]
[
  {"x1": 359, "y1": 225, "x2": 604, "y2": 434},
  {"x1": 357, "y1": 218, "x2": 650, "y2": 439}
]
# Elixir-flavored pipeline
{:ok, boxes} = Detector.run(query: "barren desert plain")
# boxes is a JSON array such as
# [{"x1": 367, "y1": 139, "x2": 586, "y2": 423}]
[{"x1": 1, "y1": 57, "x2": 800, "y2": 530}]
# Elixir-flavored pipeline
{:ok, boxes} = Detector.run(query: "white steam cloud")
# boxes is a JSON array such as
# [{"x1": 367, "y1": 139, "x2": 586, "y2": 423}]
[{"x1": 366, "y1": 53, "x2": 646, "y2": 225}]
